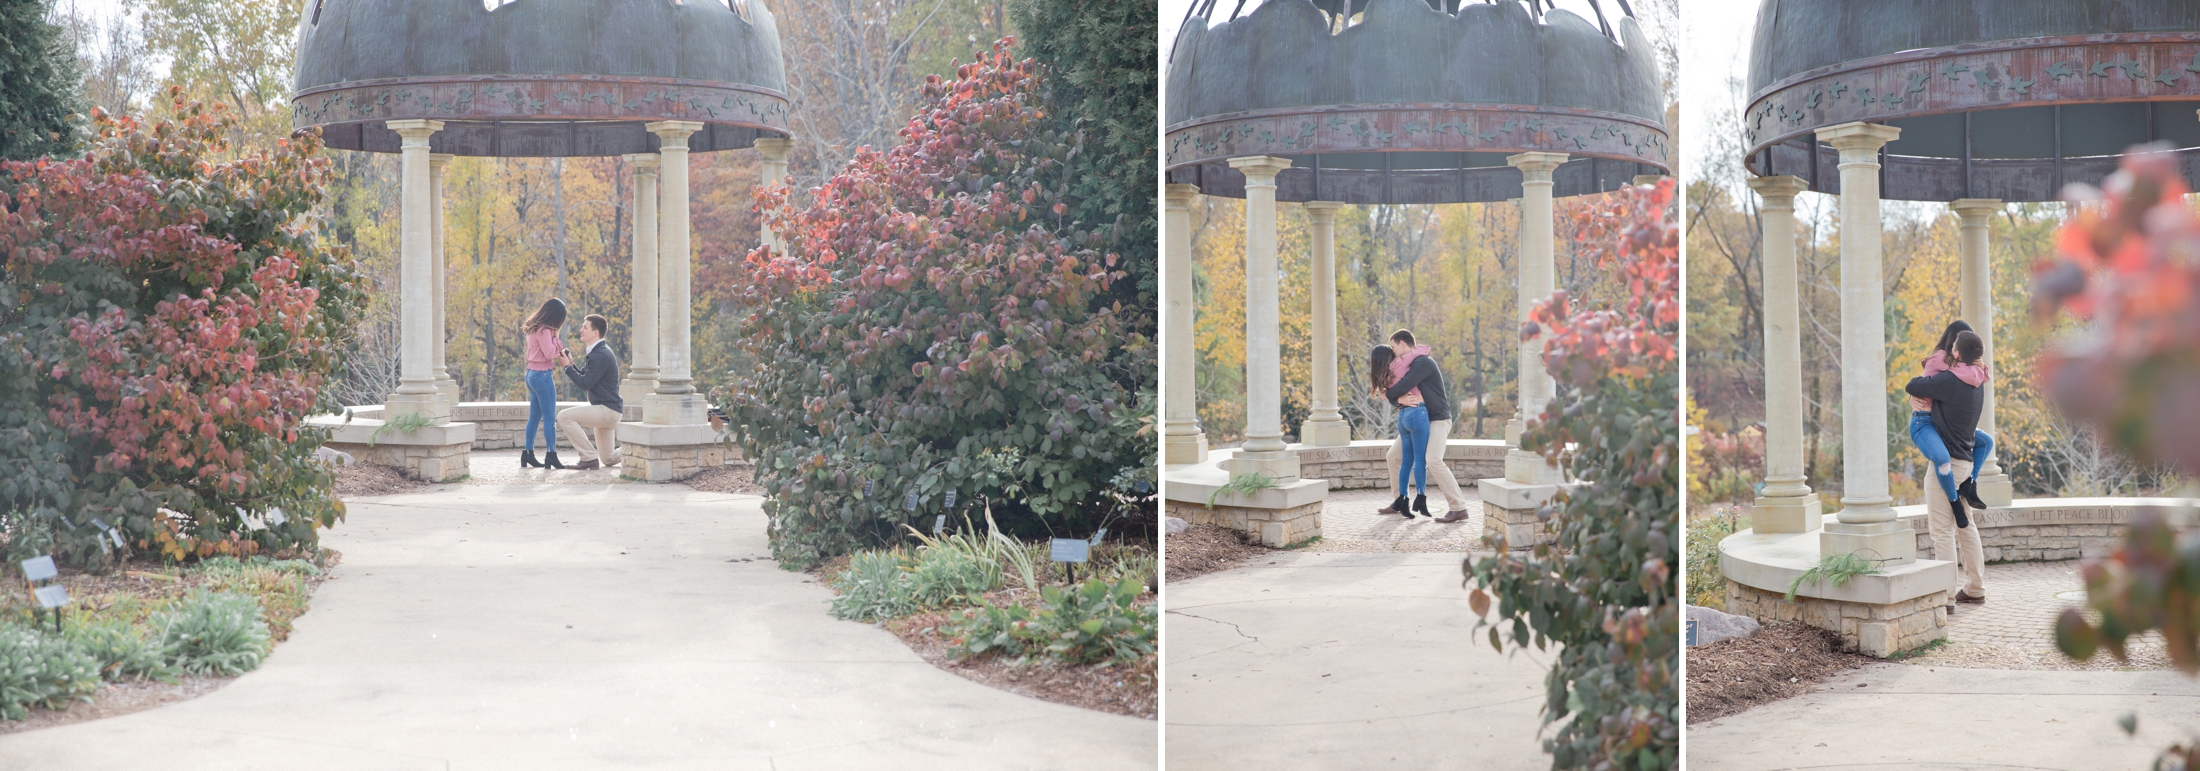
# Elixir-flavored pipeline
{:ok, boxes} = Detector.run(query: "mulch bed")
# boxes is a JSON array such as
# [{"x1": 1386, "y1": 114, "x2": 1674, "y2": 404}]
[
  {"x1": 1685, "y1": 622, "x2": 1877, "y2": 724},
  {"x1": 1165, "y1": 524, "x2": 1274, "y2": 582},
  {"x1": 886, "y1": 599, "x2": 1158, "y2": 720},
  {"x1": 332, "y1": 462, "x2": 433, "y2": 498},
  {"x1": 680, "y1": 463, "x2": 765, "y2": 495}
]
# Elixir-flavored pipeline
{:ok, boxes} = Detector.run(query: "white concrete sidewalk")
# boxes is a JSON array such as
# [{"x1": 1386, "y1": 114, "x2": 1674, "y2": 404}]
[
  {"x1": 1165, "y1": 551, "x2": 1552, "y2": 770},
  {"x1": 1687, "y1": 665, "x2": 2200, "y2": 770},
  {"x1": 0, "y1": 485, "x2": 1154, "y2": 770}
]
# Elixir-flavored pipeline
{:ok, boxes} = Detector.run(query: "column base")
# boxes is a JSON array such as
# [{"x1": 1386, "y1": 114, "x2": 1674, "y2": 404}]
[
  {"x1": 1298, "y1": 417, "x2": 1352, "y2": 448},
  {"x1": 1504, "y1": 418, "x2": 1525, "y2": 445},
  {"x1": 644, "y1": 392, "x2": 710, "y2": 426},
  {"x1": 1820, "y1": 520, "x2": 1917, "y2": 568},
  {"x1": 1503, "y1": 448, "x2": 1564, "y2": 485},
  {"x1": 384, "y1": 390, "x2": 452, "y2": 423},
  {"x1": 1163, "y1": 431, "x2": 1209, "y2": 465},
  {"x1": 621, "y1": 378, "x2": 658, "y2": 405},
  {"x1": 1479, "y1": 477, "x2": 1568, "y2": 550},
  {"x1": 1751, "y1": 492, "x2": 1823, "y2": 535},
  {"x1": 435, "y1": 378, "x2": 462, "y2": 406},
  {"x1": 1975, "y1": 473, "x2": 2014, "y2": 507},
  {"x1": 1220, "y1": 450, "x2": 1300, "y2": 483}
]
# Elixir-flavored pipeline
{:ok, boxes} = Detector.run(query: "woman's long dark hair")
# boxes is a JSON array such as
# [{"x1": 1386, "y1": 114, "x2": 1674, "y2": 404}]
[
  {"x1": 1370, "y1": 345, "x2": 1397, "y2": 390},
  {"x1": 524, "y1": 298, "x2": 568, "y2": 333},
  {"x1": 1924, "y1": 319, "x2": 1974, "y2": 366}
]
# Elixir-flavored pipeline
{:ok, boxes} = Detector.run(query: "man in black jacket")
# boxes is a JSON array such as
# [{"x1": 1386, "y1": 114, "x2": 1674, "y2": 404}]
[
  {"x1": 556, "y1": 314, "x2": 623, "y2": 470},
  {"x1": 1382, "y1": 330, "x2": 1472, "y2": 522},
  {"x1": 1904, "y1": 331, "x2": 1988, "y2": 606}
]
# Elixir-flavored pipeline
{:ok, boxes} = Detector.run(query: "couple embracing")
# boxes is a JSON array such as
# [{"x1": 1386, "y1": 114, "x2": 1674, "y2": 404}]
[
  {"x1": 1367, "y1": 329, "x2": 1472, "y2": 523},
  {"x1": 1903, "y1": 320, "x2": 1996, "y2": 607}
]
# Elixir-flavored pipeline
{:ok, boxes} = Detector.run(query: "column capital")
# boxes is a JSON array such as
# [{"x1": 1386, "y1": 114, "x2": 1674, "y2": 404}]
[
  {"x1": 427, "y1": 153, "x2": 454, "y2": 170},
  {"x1": 1814, "y1": 121, "x2": 1900, "y2": 155},
  {"x1": 1227, "y1": 155, "x2": 1292, "y2": 183},
  {"x1": 622, "y1": 152, "x2": 661, "y2": 171},
  {"x1": 1506, "y1": 151, "x2": 1569, "y2": 178},
  {"x1": 385, "y1": 119, "x2": 444, "y2": 144},
  {"x1": 1164, "y1": 182, "x2": 1201, "y2": 206},
  {"x1": 1746, "y1": 174, "x2": 1809, "y2": 207},
  {"x1": 753, "y1": 136, "x2": 793, "y2": 161},
  {"x1": 1950, "y1": 198, "x2": 2003, "y2": 221},
  {"x1": 645, "y1": 120, "x2": 705, "y2": 146},
  {"x1": 1631, "y1": 173, "x2": 1665, "y2": 186},
  {"x1": 1303, "y1": 200, "x2": 1343, "y2": 221}
]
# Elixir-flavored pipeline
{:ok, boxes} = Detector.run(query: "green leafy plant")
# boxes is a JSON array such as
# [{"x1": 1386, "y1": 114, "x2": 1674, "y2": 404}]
[
  {"x1": 1785, "y1": 552, "x2": 1886, "y2": 602},
  {"x1": 367, "y1": 412, "x2": 438, "y2": 447},
  {"x1": 907, "y1": 546, "x2": 1003, "y2": 608},
  {"x1": 828, "y1": 551, "x2": 919, "y2": 623},
  {"x1": 1465, "y1": 180, "x2": 1678, "y2": 771},
  {"x1": 0, "y1": 623, "x2": 99, "y2": 720},
  {"x1": 1686, "y1": 509, "x2": 1746, "y2": 610},
  {"x1": 1206, "y1": 471, "x2": 1277, "y2": 508},
  {"x1": 717, "y1": 42, "x2": 1145, "y2": 569},
  {"x1": 945, "y1": 577, "x2": 1154, "y2": 665},
  {"x1": 153, "y1": 590, "x2": 270, "y2": 676},
  {"x1": 64, "y1": 619, "x2": 175, "y2": 682}
]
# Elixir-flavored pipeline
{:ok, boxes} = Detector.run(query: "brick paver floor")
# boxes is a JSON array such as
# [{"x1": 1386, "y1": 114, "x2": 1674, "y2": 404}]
[
  {"x1": 1305, "y1": 488, "x2": 1486, "y2": 553},
  {"x1": 1914, "y1": 559, "x2": 2170, "y2": 670}
]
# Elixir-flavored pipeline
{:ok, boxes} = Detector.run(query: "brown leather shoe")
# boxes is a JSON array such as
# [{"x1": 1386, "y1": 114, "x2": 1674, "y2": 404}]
[
  {"x1": 1433, "y1": 509, "x2": 1470, "y2": 523},
  {"x1": 571, "y1": 459, "x2": 601, "y2": 471},
  {"x1": 1954, "y1": 590, "x2": 1986, "y2": 605}
]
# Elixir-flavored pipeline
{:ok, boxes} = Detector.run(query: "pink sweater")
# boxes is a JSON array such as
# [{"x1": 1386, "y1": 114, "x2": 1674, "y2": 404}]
[
  {"x1": 1909, "y1": 350, "x2": 1988, "y2": 412},
  {"x1": 1390, "y1": 345, "x2": 1431, "y2": 402},
  {"x1": 524, "y1": 327, "x2": 563, "y2": 371}
]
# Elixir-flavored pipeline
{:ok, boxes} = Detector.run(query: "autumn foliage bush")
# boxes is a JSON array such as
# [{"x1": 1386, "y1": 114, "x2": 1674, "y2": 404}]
[
  {"x1": 719, "y1": 43, "x2": 1148, "y2": 568},
  {"x1": 0, "y1": 92, "x2": 365, "y2": 569},
  {"x1": 1465, "y1": 179, "x2": 1679, "y2": 771}
]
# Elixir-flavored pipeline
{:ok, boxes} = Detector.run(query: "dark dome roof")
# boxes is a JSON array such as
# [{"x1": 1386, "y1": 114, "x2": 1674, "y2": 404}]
[
  {"x1": 291, "y1": 0, "x2": 789, "y2": 157},
  {"x1": 1163, "y1": 0, "x2": 1669, "y2": 204},
  {"x1": 1747, "y1": 0, "x2": 2200, "y2": 97}
]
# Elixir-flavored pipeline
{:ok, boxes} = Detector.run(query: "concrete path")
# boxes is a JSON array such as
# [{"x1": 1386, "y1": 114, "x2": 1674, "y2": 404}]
[
  {"x1": 1311, "y1": 489, "x2": 1485, "y2": 553},
  {"x1": 0, "y1": 484, "x2": 1154, "y2": 770},
  {"x1": 1165, "y1": 551, "x2": 1552, "y2": 770},
  {"x1": 1687, "y1": 665, "x2": 2200, "y2": 770}
]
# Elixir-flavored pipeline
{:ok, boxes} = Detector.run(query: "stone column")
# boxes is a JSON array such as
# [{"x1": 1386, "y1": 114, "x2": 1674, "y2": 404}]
[
  {"x1": 621, "y1": 153, "x2": 661, "y2": 401},
  {"x1": 1748, "y1": 175, "x2": 1821, "y2": 534},
  {"x1": 1163, "y1": 183, "x2": 1208, "y2": 465},
  {"x1": 1299, "y1": 201, "x2": 1351, "y2": 447},
  {"x1": 384, "y1": 120, "x2": 450, "y2": 422},
  {"x1": 1952, "y1": 198, "x2": 2012, "y2": 505},
  {"x1": 754, "y1": 137, "x2": 793, "y2": 252},
  {"x1": 1504, "y1": 151, "x2": 1568, "y2": 486},
  {"x1": 1815, "y1": 121, "x2": 1913, "y2": 565},
  {"x1": 428, "y1": 153, "x2": 460, "y2": 405},
  {"x1": 1221, "y1": 156, "x2": 1298, "y2": 482},
  {"x1": 645, "y1": 121, "x2": 708, "y2": 426}
]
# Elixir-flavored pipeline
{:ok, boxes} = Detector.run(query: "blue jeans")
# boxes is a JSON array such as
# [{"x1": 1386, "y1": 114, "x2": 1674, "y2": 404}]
[
  {"x1": 1908, "y1": 412, "x2": 1994, "y2": 501},
  {"x1": 524, "y1": 368, "x2": 557, "y2": 452},
  {"x1": 1396, "y1": 405, "x2": 1429, "y2": 497}
]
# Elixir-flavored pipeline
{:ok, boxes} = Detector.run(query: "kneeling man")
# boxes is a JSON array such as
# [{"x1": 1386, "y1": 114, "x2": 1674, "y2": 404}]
[{"x1": 557, "y1": 314, "x2": 623, "y2": 470}]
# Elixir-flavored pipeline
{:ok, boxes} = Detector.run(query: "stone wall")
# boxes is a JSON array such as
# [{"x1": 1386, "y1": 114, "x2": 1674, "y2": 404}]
[
  {"x1": 1895, "y1": 498, "x2": 2200, "y2": 564},
  {"x1": 348, "y1": 402, "x2": 645, "y2": 451},
  {"x1": 620, "y1": 441, "x2": 728, "y2": 482},
  {"x1": 1294, "y1": 440, "x2": 1507, "y2": 491},
  {"x1": 325, "y1": 438, "x2": 471, "y2": 482},
  {"x1": 1168, "y1": 499, "x2": 1321, "y2": 548},
  {"x1": 1725, "y1": 580, "x2": 1948, "y2": 658}
]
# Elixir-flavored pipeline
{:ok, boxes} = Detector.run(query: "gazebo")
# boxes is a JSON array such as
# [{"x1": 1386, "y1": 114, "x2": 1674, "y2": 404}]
[
  {"x1": 1160, "y1": 0, "x2": 1669, "y2": 547},
  {"x1": 1721, "y1": 0, "x2": 2200, "y2": 656},
  {"x1": 291, "y1": 0, "x2": 792, "y2": 482}
]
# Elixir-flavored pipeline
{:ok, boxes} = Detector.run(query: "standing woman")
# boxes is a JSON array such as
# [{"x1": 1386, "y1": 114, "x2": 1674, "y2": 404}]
[
  {"x1": 521, "y1": 298, "x2": 568, "y2": 469},
  {"x1": 1372, "y1": 344, "x2": 1431, "y2": 520}
]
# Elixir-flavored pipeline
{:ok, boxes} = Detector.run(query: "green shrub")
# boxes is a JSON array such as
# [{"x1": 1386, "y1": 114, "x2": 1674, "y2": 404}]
[
  {"x1": 947, "y1": 578, "x2": 1154, "y2": 665},
  {"x1": 65, "y1": 619, "x2": 175, "y2": 683},
  {"x1": 0, "y1": 623, "x2": 99, "y2": 720},
  {"x1": 828, "y1": 551, "x2": 919, "y2": 623},
  {"x1": 907, "y1": 547, "x2": 1002, "y2": 609},
  {"x1": 154, "y1": 591, "x2": 269, "y2": 676},
  {"x1": 1685, "y1": 509, "x2": 1745, "y2": 610}
]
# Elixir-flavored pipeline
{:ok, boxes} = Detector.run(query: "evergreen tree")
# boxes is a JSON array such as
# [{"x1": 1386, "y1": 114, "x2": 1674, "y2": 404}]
[
  {"x1": 0, "y1": 0, "x2": 82, "y2": 160},
  {"x1": 1011, "y1": 0, "x2": 1158, "y2": 340}
]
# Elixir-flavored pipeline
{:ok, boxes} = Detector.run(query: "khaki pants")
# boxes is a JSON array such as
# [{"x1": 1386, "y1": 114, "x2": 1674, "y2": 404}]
[
  {"x1": 558, "y1": 404, "x2": 622, "y2": 465},
  {"x1": 1925, "y1": 458, "x2": 1985, "y2": 598},
  {"x1": 1386, "y1": 418, "x2": 1470, "y2": 511}
]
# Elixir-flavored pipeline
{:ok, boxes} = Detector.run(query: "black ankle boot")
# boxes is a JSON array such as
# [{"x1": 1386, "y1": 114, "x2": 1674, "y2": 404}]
[
  {"x1": 1412, "y1": 494, "x2": 1430, "y2": 518},
  {"x1": 1952, "y1": 500, "x2": 1971, "y2": 529},
  {"x1": 544, "y1": 450, "x2": 566, "y2": 470},
  {"x1": 1379, "y1": 495, "x2": 1409, "y2": 515},
  {"x1": 1958, "y1": 478, "x2": 1988, "y2": 510},
  {"x1": 520, "y1": 449, "x2": 542, "y2": 468}
]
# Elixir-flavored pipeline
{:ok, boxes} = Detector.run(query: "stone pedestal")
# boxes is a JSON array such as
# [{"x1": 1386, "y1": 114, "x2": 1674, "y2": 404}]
[
  {"x1": 1223, "y1": 155, "x2": 1298, "y2": 482},
  {"x1": 1298, "y1": 201, "x2": 1351, "y2": 447},
  {"x1": 317, "y1": 418, "x2": 477, "y2": 483},
  {"x1": 1719, "y1": 521, "x2": 1956, "y2": 658},
  {"x1": 1724, "y1": 581, "x2": 1947, "y2": 658},
  {"x1": 1753, "y1": 492, "x2": 1824, "y2": 535},
  {"x1": 617, "y1": 422, "x2": 729, "y2": 482},
  {"x1": 1479, "y1": 477, "x2": 1571, "y2": 549},
  {"x1": 1820, "y1": 520, "x2": 1917, "y2": 566},
  {"x1": 1163, "y1": 183, "x2": 1209, "y2": 465},
  {"x1": 1163, "y1": 462, "x2": 1329, "y2": 548}
]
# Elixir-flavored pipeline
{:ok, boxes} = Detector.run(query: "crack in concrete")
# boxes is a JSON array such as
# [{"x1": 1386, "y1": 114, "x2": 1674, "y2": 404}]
[{"x1": 1167, "y1": 610, "x2": 1258, "y2": 644}]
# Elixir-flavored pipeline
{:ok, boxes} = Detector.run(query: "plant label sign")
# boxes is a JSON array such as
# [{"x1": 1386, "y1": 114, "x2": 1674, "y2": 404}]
[
  {"x1": 1049, "y1": 538, "x2": 1090, "y2": 564},
  {"x1": 1685, "y1": 618, "x2": 1697, "y2": 646},
  {"x1": 904, "y1": 490, "x2": 920, "y2": 511},
  {"x1": 19, "y1": 556, "x2": 57, "y2": 583},
  {"x1": 943, "y1": 490, "x2": 956, "y2": 508},
  {"x1": 932, "y1": 515, "x2": 945, "y2": 535},
  {"x1": 33, "y1": 584, "x2": 68, "y2": 609}
]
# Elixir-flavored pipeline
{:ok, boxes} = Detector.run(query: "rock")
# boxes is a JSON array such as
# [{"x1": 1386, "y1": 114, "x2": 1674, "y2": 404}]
[
  {"x1": 1164, "y1": 517, "x2": 1190, "y2": 534},
  {"x1": 316, "y1": 446, "x2": 356, "y2": 466},
  {"x1": 1687, "y1": 604, "x2": 1760, "y2": 646}
]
